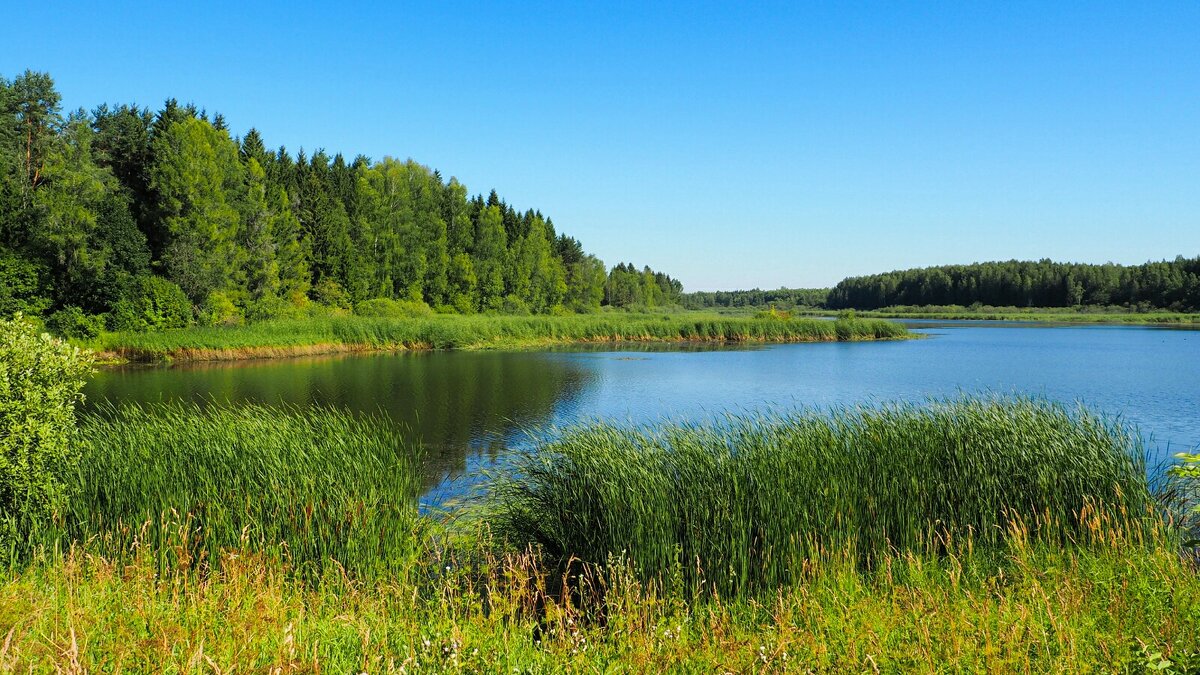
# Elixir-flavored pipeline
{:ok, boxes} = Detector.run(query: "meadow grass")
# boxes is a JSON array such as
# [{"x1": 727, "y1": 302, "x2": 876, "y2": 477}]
[
  {"x1": 1, "y1": 528, "x2": 1197, "y2": 672},
  {"x1": 2, "y1": 396, "x2": 1195, "y2": 671},
  {"x1": 92, "y1": 314, "x2": 911, "y2": 362},
  {"x1": 493, "y1": 398, "x2": 1158, "y2": 598},
  {"x1": 13, "y1": 402, "x2": 424, "y2": 580}
]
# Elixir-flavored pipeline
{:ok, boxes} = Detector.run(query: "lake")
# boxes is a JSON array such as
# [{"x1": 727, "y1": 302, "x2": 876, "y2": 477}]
[{"x1": 85, "y1": 322, "x2": 1200, "y2": 507}]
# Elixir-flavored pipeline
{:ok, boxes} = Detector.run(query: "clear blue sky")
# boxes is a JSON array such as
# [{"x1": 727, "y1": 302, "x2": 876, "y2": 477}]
[{"x1": 4, "y1": 1, "x2": 1198, "y2": 291}]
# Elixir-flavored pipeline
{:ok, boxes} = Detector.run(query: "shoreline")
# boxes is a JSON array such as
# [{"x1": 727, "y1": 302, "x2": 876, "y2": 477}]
[{"x1": 96, "y1": 329, "x2": 916, "y2": 366}]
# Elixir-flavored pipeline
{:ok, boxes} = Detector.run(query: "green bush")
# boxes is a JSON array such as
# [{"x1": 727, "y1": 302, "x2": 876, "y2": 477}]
[
  {"x1": 107, "y1": 276, "x2": 193, "y2": 332},
  {"x1": 198, "y1": 291, "x2": 244, "y2": 326},
  {"x1": 0, "y1": 315, "x2": 93, "y2": 539},
  {"x1": 354, "y1": 297, "x2": 434, "y2": 318},
  {"x1": 311, "y1": 278, "x2": 351, "y2": 309},
  {"x1": 45, "y1": 307, "x2": 105, "y2": 340},
  {"x1": 243, "y1": 295, "x2": 308, "y2": 322}
]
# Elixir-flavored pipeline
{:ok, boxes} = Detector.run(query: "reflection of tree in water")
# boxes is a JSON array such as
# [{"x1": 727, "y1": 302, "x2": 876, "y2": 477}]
[{"x1": 84, "y1": 352, "x2": 595, "y2": 500}]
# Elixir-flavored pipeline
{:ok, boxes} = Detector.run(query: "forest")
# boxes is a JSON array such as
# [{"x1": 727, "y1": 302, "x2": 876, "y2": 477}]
[
  {"x1": 827, "y1": 258, "x2": 1200, "y2": 311},
  {"x1": 682, "y1": 287, "x2": 828, "y2": 310},
  {"x1": 0, "y1": 70, "x2": 682, "y2": 332}
]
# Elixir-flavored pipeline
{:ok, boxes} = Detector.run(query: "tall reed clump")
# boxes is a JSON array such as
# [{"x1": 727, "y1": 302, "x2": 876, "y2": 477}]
[
  {"x1": 493, "y1": 397, "x2": 1155, "y2": 599},
  {"x1": 47, "y1": 402, "x2": 422, "y2": 580}
]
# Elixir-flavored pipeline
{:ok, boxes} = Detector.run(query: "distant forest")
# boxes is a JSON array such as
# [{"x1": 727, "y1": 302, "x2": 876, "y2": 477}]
[
  {"x1": 827, "y1": 258, "x2": 1200, "y2": 311},
  {"x1": 684, "y1": 258, "x2": 1200, "y2": 313},
  {"x1": 0, "y1": 70, "x2": 681, "y2": 330},
  {"x1": 682, "y1": 288, "x2": 828, "y2": 310}
]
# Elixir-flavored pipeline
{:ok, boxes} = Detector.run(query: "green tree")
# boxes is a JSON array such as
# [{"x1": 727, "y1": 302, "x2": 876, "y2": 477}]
[
  {"x1": 473, "y1": 204, "x2": 507, "y2": 311},
  {"x1": 149, "y1": 116, "x2": 246, "y2": 304},
  {"x1": 239, "y1": 158, "x2": 280, "y2": 301},
  {"x1": 31, "y1": 113, "x2": 113, "y2": 308}
]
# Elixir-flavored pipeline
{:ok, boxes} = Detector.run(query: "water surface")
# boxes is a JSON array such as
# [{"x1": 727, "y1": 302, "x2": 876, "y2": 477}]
[{"x1": 86, "y1": 323, "x2": 1200, "y2": 506}]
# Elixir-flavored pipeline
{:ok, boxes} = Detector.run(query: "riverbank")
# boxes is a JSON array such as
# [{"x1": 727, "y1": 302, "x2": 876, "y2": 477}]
[{"x1": 88, "y1": 314, "x2": 913, "y2": 364}]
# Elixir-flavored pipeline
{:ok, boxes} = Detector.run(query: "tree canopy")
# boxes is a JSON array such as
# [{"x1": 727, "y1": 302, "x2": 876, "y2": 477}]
[
  {"x1": 0, "y1": 70, "x2": 683, "y2": 328},
  {"x1": 826, "y1": 258, "x2": 1200, "y2": 311}
]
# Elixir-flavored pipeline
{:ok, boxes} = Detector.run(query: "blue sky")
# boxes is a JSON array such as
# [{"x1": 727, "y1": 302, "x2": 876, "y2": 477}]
[{"x1": 4, "y1": 2, "x2": 1198, "y2": 290}]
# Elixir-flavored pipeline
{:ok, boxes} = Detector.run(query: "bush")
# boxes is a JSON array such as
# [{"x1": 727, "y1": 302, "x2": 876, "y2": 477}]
[
  {"x1": 198, "y1": 291, "x2": 244, "y2": 326},
  {"x1": 311, "y1": 278, "x2": 351, "y2": 310},
  {"x1": 244, "y1": 295, "x2": 303, "y2": 322},
  {"x1": 501, "y1": 295, "x2": 531, "y2": 315},
  {"x1": 45, "y1": 307, "x2": 106, "y2": 340},
  {"x1": 354, "y1": 298, "x2": 434, "y2": 318},
  {"x1": 107, "y1": 276, "x2": 193, "y2": 332},
  {"x1": 754, "y1": 306, "x2": 792, "y2": 320},
  {"x1": 0, "y1": 315, "x2": 93, "y2": 538}
]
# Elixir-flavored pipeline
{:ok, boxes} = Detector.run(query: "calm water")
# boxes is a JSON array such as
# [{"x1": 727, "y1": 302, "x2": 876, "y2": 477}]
[{"x1": 85, "y1": 323, "x2": 1200, "y2": 506}]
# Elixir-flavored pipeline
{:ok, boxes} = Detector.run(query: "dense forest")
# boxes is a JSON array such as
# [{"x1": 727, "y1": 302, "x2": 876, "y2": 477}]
[
  {"x1": 682, "y1": 287, "x2": 828, "y2": 310},
  {"x1": 0, "y1": 70, "x2": 682, "y2": 332},
  {"x1": 827, "y1": 258, "x2": 1200, "y2": 311}
]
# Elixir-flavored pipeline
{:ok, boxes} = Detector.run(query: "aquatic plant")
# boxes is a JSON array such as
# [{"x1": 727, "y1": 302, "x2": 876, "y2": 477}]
[
  {"x1": 95, "y1": 314, "x2": 911, "y2": 362},
  {"x1": 494, "y1": 397, "x2": 1156, "y2": 597},
  {"x1": 45, "y1": 402, "x2": 423, "y2": 580}
]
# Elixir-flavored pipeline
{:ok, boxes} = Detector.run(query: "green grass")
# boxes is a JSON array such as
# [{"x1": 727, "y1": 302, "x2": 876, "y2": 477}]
[
  {"x1": 3, "y1": 396, "x2": 1194, "y2": 671},
  {"x1": 493, "y1": 398, "x2": 1158, "y2": 598},
  {"x1": 90, "y1": 313, "x2": 912, "y2": 362},
  {"x1": 2, "y1": 527, "x2": 1198, "y2": 671},
  {"x1": 14, "y1": 402, "x2": 423, "y2": 581}
]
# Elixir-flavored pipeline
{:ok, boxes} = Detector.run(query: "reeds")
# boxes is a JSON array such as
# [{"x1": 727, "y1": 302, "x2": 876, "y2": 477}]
[
  {"x1": 97, "y1": 314, "x2": 911, "y2": 362},
  {"x1": 37, "y1": 402, "x2": 423, "y2": 580},
  {"x1": 493, "y1": 397, "x2": 1156, "y2": 598}
]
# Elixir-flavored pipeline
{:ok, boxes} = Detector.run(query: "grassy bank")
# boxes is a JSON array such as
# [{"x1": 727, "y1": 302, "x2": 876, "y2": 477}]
[
  {"x1": 89, "y1": 313, "x2": 912, "y2": 363},
  {"x1": 4, "y1": 397, "x2": 1196, "y2": 670}
]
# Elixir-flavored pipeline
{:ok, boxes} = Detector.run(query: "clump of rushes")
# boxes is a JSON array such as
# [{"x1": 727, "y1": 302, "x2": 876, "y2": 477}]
[
  {"x1": 95, "y1": 314, "x2": 910, "y2": 362},
  {"x1": 494, "y1": 397, "x2": 1156, "y2": 599},
  {"x1": 47, "y1": 402, "x2": 422, "y2": 580}
]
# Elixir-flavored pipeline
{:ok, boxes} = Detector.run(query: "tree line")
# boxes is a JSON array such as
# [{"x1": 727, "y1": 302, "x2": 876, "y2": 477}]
[
  {"x1": 826, "y1": 258, "x2": 1200, "y2": 311},
  {"x1": 682, "y1": 288, "x2": 828, "y2": 311},
  {"x1": 0, "y1": 70, "x2": 681, "y2": 331}
]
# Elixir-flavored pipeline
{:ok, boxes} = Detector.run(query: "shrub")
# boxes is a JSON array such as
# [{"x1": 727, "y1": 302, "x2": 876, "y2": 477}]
[
  {"x1": 107, "y1": 276, "x2": 193, "y2": 332},
  {"x1": 45, "y1": 307, "x2": 106, "y2": 340},
  {"x1": 0, "y1": 315, "x2": 93, "y2": 539},
  {"x1": 354, "y1": 298, "x2": 434, "y2": 318},
  {"x1": 198, "y1": 291, "x2": 244, "y2": 326},
  {"x1": 754, "y1": 306, "x2": 792, "y2": 320},
  {"x1": 311, "y1": 278, "x2": 351, "y2": 309},
  {"x1": 243, "y1": 295, "x2": 309, "y2": 322},
  {"x1": 501, "y1": 295, "x2": 531, "y2": 315}
]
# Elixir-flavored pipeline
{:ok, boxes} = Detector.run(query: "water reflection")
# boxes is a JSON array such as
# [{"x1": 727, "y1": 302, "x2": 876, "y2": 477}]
[
  {"x1": 85, "y1": 325, "x2": 1200, "y2": 508},
  {"x1": 86, "y1": 351, "x2": 594, "y2": 499}
]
